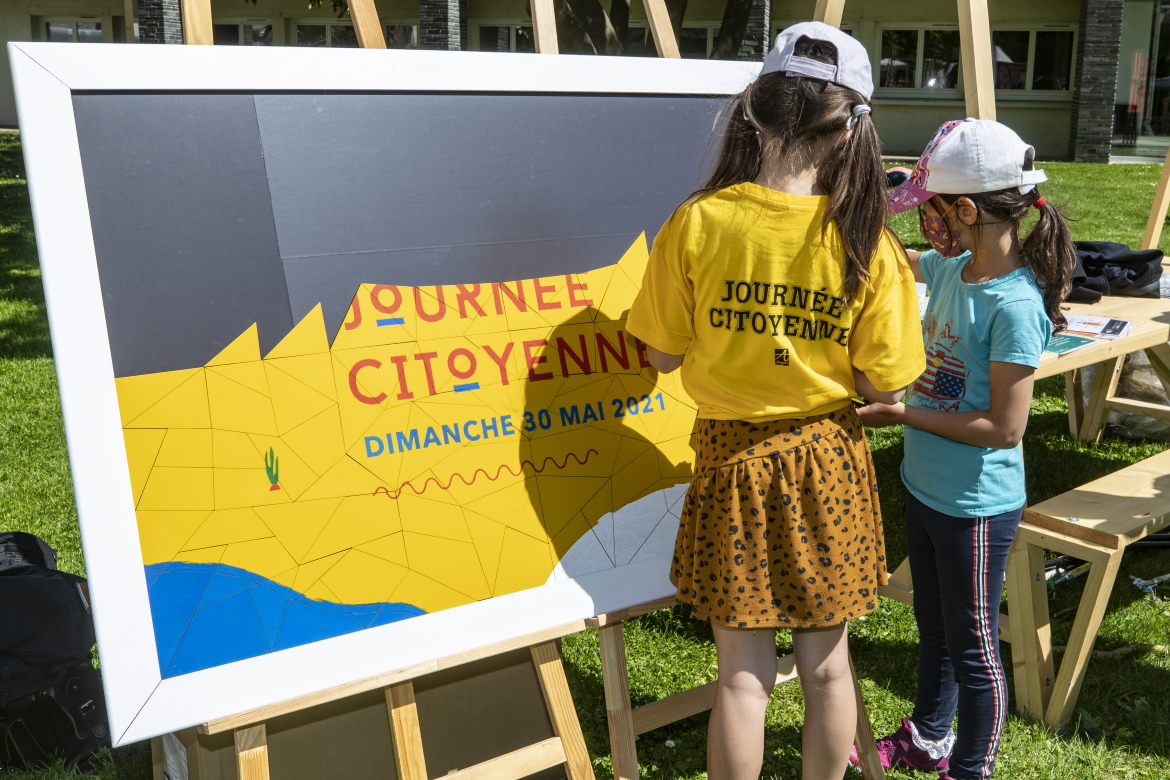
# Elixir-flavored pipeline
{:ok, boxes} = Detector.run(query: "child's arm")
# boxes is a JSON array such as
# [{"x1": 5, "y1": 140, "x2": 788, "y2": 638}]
[
  {"x1": 853, "y1": 369, "x2": 906, "y2": 406},
  {"x1": 904, "y1": 249, "x2": 924, "y2": 284},
  {"x1": 645, "y1": 345, "x2": 684, "y2": 374},
  {"x1": 857, "y1": 361, "x2": 1035, "y2": 449}
]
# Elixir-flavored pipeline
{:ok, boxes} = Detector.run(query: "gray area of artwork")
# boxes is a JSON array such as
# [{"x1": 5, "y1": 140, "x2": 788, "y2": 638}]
[
  {"x1": 253, "y1": 93, "x2": 725, "y2": 335},
  {"x1": 72, "y1": 93, "x2": 294, "y2": 377},
  {"x1": 72, "y1": 91, "x2": 725, "y2": 376}
]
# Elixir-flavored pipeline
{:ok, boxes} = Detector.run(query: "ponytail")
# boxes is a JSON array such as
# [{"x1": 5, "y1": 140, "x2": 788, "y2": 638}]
[{"x1": 1022, "y1": 195, "x2": 1075, "y2": 331}]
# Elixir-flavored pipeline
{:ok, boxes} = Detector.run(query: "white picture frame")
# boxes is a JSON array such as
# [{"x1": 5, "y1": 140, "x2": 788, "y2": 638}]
[{"x1": 9, "y1": 42, "x2": 758, "y2": 746}]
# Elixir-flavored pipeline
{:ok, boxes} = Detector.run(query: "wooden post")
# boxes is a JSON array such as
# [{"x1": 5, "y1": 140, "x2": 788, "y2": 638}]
[
  {"x1": 1078, "y1": 355, "x2": 1123, "y2": 442},
  {"x1": 151, "y1": 736, "x2": 165, "y2": 780},
  {"x1": 1005, "y1": 538, "x2": 1054, "y2": 721},
  {"x1": 812, "y1": 0, "x2": 846, "y2": 28},
  {"x1": 644, "y1": 0, "x2": 681, "y2": 58},
  {"x1": 531, "y1": 0, "x2": 559, "y2": 54},
  {"x1": 956, "y1": 0, "x2": 996, "y2": 119},
  {"x1": 1044, "y1": 552, "x2": 1124, "y2": 729},
  {"x1": 386, "y1": 681, "x2": 429, "y2": 780},
  {"x1": 349, "y1": 0, "x2": 387, "y2": 48},
  {"x1": 180, "y1": 0, "x2": 213, "y2": 45},
  {"x1": 1144, "y1": 344, "x2": 1170, "y2": 398},
  {"x1": 598, "y1": 624, "x2": 640, "y2": 780},
  {"x1": 123, "y1": 0, "x2": 137, "y2": 42},
  {"x1": 234, "y1": 724, "x2": 271, "y2": 780},
  {"x1": 1142, "y1": 145, "x2": 1170, "y2": 250},
  {"x1": 530, "y1": 641, "x2": 596, "y2": 780}
]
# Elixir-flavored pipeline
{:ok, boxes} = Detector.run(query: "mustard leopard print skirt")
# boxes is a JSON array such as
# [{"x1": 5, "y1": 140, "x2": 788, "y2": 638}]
[{"x1": 671, "y1": 408, "x2": 887, "y2": 629}]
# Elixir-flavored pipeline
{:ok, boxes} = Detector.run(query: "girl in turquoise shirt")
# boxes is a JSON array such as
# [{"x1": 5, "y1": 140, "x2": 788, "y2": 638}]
[{"x1": 856, "y1": 119, "x2": 1076, "y2": 780}]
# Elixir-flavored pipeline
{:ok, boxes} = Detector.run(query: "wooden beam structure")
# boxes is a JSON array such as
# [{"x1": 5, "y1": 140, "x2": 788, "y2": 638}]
[
  {"x1": 812, "y1": 0, "x2": 846, "y2": 28},
  {"x1": 180, "y1": 0, "x2": 213, "y2": 45},
  {"x1": 349, "y1": 0, "x2": 387, "y2": 48},
  {"x1": 956, "y1": 0, "x2": 996, "y2": 119}
]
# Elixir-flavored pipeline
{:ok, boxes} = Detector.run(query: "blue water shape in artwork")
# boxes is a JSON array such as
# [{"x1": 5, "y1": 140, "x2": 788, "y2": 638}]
[{"x1": 145, "y1": 562, "x2": 427, "y2": 678}]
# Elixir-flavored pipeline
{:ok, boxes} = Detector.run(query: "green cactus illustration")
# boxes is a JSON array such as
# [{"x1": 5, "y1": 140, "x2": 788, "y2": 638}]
[{"x1": 265, "y1": 447, "x2": 280, "y2": 491}]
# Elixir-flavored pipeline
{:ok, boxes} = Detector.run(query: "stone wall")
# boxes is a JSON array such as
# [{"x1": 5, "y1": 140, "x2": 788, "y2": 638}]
[
  {"x1": 138, "y1": 0, "x2": 182, "y2": 44},
  {"x1": 737, "y1": 0, "x2": 771, "y2": 61},
  {"x1": 1069, "y1": 0, "x2": 1124, "y2": 162},
  {"x1": 420, "y1": 0, "x2": 467, "y2": 50}
]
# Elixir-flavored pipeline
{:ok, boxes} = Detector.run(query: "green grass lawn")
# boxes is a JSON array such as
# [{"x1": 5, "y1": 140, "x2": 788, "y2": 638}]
[{"x1": 3, "y1": 144, "x2": 1170, "y2": 779}]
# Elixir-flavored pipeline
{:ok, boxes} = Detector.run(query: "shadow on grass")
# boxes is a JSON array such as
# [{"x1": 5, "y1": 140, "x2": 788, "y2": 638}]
[{"x1": 0, "y1": 134, "x2": 51, "y2": 361}]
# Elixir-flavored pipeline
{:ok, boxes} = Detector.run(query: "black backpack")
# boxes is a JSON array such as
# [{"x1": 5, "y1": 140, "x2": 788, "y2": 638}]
[{"x1": 0, "y1": 532, "x2": 110, "y2": 768}]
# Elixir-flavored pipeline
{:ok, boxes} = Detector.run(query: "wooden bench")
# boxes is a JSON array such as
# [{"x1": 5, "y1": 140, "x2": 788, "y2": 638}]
[{"x1": 1005, "y1": 448, "x2": 1170, "y2": 728}]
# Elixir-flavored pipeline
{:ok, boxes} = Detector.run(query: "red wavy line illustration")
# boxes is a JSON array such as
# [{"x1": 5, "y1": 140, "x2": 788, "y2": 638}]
[{"x1": 373, "y1": 449, "x2": 600, "y2": 500}]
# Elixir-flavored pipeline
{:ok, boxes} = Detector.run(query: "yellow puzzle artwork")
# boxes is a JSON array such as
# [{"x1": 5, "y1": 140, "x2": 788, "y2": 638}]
[{"x1": 116, "y1": 234, "x2": 698, "y2": 677}]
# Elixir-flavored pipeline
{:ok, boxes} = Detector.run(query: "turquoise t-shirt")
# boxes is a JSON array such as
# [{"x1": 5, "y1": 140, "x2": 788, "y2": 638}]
[{"x1": 901, "y1": 250, "x2": 1051, "y2": 518}]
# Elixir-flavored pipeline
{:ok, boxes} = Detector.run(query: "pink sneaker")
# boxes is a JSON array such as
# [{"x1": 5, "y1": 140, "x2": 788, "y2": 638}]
[{"x1": 848, "y1": 717, "x2": 952, "y2": 772}]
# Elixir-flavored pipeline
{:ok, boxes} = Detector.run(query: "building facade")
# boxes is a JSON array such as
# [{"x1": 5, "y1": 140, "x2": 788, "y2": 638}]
[{"x1": 0, "y1": 0, "x2": 1162, "y2": 161}]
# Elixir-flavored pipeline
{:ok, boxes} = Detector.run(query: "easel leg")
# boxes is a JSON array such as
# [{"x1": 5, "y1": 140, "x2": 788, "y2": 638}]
[
  {"x1": 1064, "y1": 369, "x2": 1085, "y2": 438},
  {"x1": 1142, "y1": 143, "x2": 1170, "y2": 250},
  {"x1": 234, "y1": 724, "x2": 271, "y2": 780},
  {"x1": 598, "y1": 623, "x2": 639, "y2": 780},
  {"x1": 531, "y1": 641, "x2": 596, "y2": 780},
  {"x1": 385, "y1": 681, "x2": 429, "y2": 780},
  {"x1": 848, "y1": 652, "x2": 885, "y2": 780},
  {"x1": 1005, "y1": 538, "x2": 1053, "y2": 721},
  {"x1": 1078, "y1": 356, "x2": 1123, "y2": 443},
  {"x1": 1043, "y1": 551, "x2": 1123, "y2": 729}
]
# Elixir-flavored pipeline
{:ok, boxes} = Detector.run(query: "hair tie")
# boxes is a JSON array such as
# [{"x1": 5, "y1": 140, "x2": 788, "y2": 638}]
[
  {"x1": 1034, "y1": 196, "x2": 1047, "y2": 209},
  {"x1": 846, "y1": 104, "x2": 871, "y2": 129}
]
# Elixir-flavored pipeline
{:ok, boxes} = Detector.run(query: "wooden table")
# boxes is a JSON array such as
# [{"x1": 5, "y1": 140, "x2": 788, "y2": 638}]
[{"x1": 1035, "y1": 292, "x2": 1170, "y2": 441}]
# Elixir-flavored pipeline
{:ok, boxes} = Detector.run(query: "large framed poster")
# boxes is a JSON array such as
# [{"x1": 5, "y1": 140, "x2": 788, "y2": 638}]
[{"x1": 9, "y1": 42, "x2": 758, "y2": 744}]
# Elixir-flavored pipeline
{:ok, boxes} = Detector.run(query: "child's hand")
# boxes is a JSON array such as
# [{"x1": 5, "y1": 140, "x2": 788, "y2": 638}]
[{"x1": 856, "y1": 402, "x2": 906, "y2": 428}]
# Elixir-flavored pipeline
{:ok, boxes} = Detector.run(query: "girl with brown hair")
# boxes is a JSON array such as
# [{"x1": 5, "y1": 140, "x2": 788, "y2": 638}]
[{"x1": 626, "y1": 22, "x2": 925, "y2": 780}]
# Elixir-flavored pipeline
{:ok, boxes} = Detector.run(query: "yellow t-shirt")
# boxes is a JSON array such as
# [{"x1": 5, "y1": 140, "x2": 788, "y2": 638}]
[{"x1": 626, "y1": 182, "x2": 926, "y2": 421}]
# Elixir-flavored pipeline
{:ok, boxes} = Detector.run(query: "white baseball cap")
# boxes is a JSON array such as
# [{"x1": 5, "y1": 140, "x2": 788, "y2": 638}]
[
  {"x1": 761, "y1": 22, "x2": 874, "y2": 101},
  {"x1": 887, "y1": 118, "x2": 1048, "y2": 214}
]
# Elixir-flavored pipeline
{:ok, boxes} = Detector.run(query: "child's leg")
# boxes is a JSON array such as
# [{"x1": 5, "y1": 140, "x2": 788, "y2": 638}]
[
  {"x1": 905, "y1": 494, "x2": 960, "y2": 743},
  {"x1": 929, "y1": 505, "x2": 1023, "y2": 779},
  {"x1": 792, "y1": 621, "x2": 855, "y2": 780},
  {"x1": 708, "y1": 624, "x2": 777, "y2": 780}
]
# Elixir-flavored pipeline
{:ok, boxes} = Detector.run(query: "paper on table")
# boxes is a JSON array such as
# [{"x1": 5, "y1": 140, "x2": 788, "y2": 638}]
[
  {"x1": 1045, "y1": 333, "x2": 1096, "y2": 355},
  {"x1": 1064, "y1": 314, "x2": 1133, "y2": 340}
]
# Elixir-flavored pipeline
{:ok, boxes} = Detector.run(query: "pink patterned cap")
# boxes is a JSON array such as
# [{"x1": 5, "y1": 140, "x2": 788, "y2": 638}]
[{"x1": 887, "y1": 118, "x2": 1047, "y2": 214}]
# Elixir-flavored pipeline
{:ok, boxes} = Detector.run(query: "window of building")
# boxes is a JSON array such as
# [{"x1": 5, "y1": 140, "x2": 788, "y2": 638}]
[
  {"x1": 212, "y1": 21, "x2": 273, "y2": 45},
  {"x1": 475, "y1": 25, "x2": 535, "y2": 52},
  {"x1": 45, "y1": 19, "x2": 103, "y2": 43},
  {"x1": 293, "y1": 22, "x2": 361, "y2": 47},
  {"x1": 992, "y1": 28, "x2": 1076, "y2": 92},
  {"x1": 386, "y1": 24, "x2": 418, "y2": 49},
  {"x1": 877, "y1": 26, "x2": 961, "y2": 92}
]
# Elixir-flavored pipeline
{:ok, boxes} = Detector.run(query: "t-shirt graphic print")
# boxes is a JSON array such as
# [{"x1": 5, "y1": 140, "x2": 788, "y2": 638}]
[{"x1": 910, "y1": 313, "x2": 968, "y2": 412}]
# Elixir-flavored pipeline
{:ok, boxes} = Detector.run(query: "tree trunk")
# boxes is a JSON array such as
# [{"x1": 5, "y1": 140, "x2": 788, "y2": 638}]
[
  {"x1": 608, "y1": 0, "x2": 630, "y2": 54},
  {"x1": 709, "y1": 0, "x2": 751, "y2": 60},
  {"x1": 563, "y1": 0, "x2": 624, "y2": 54}
]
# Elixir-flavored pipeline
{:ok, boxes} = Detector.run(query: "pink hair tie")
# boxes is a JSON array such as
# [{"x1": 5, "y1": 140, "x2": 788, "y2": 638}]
[{"x1": 1034, "y1": 196, "x2": 1047, "y2": 209}]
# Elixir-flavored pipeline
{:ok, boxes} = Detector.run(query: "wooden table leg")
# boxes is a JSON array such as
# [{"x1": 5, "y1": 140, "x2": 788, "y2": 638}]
[
  {"x1": 598, "y1": 623, "x2": 639, "y2": 780},
  {"x1": 848, "y1": 652, "x2": 885, "y2": 780},
  {"x1": 1005, "y1": 538, "x2": 1053, "y2": 721},
  {"x1": 1078, "y1": 356, "x2": 1123, "y2": 443},
  {"x1": 531, "y1": 641, "x2": 596, "y2": 780},
  {"x1": 1044, "y1": 551, "x2": 1123, "y2": 729},
  {"x1": 234, "y1": 724, "x2": 271, "y2": 780},
  {"x1": 1064, "y1": 369, "x2": 1085, "y2": 438},
  {"x1": 1144, "y1": 345, "x2": 1170, "y2": 399}
]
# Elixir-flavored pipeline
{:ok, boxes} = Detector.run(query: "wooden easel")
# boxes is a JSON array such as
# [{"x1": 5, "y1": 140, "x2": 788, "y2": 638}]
[
  {"x1": 153, "y1": 622, "x2": 595, "y2": 780},
  {"x1": 589, "y1": 597, "x2": 887, "y2": 780}
]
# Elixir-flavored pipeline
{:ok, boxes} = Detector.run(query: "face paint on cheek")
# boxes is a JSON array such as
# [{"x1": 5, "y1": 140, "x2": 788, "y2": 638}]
[{"x1": 919, "y1": 204, "x2": 964, "y2": 257}]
